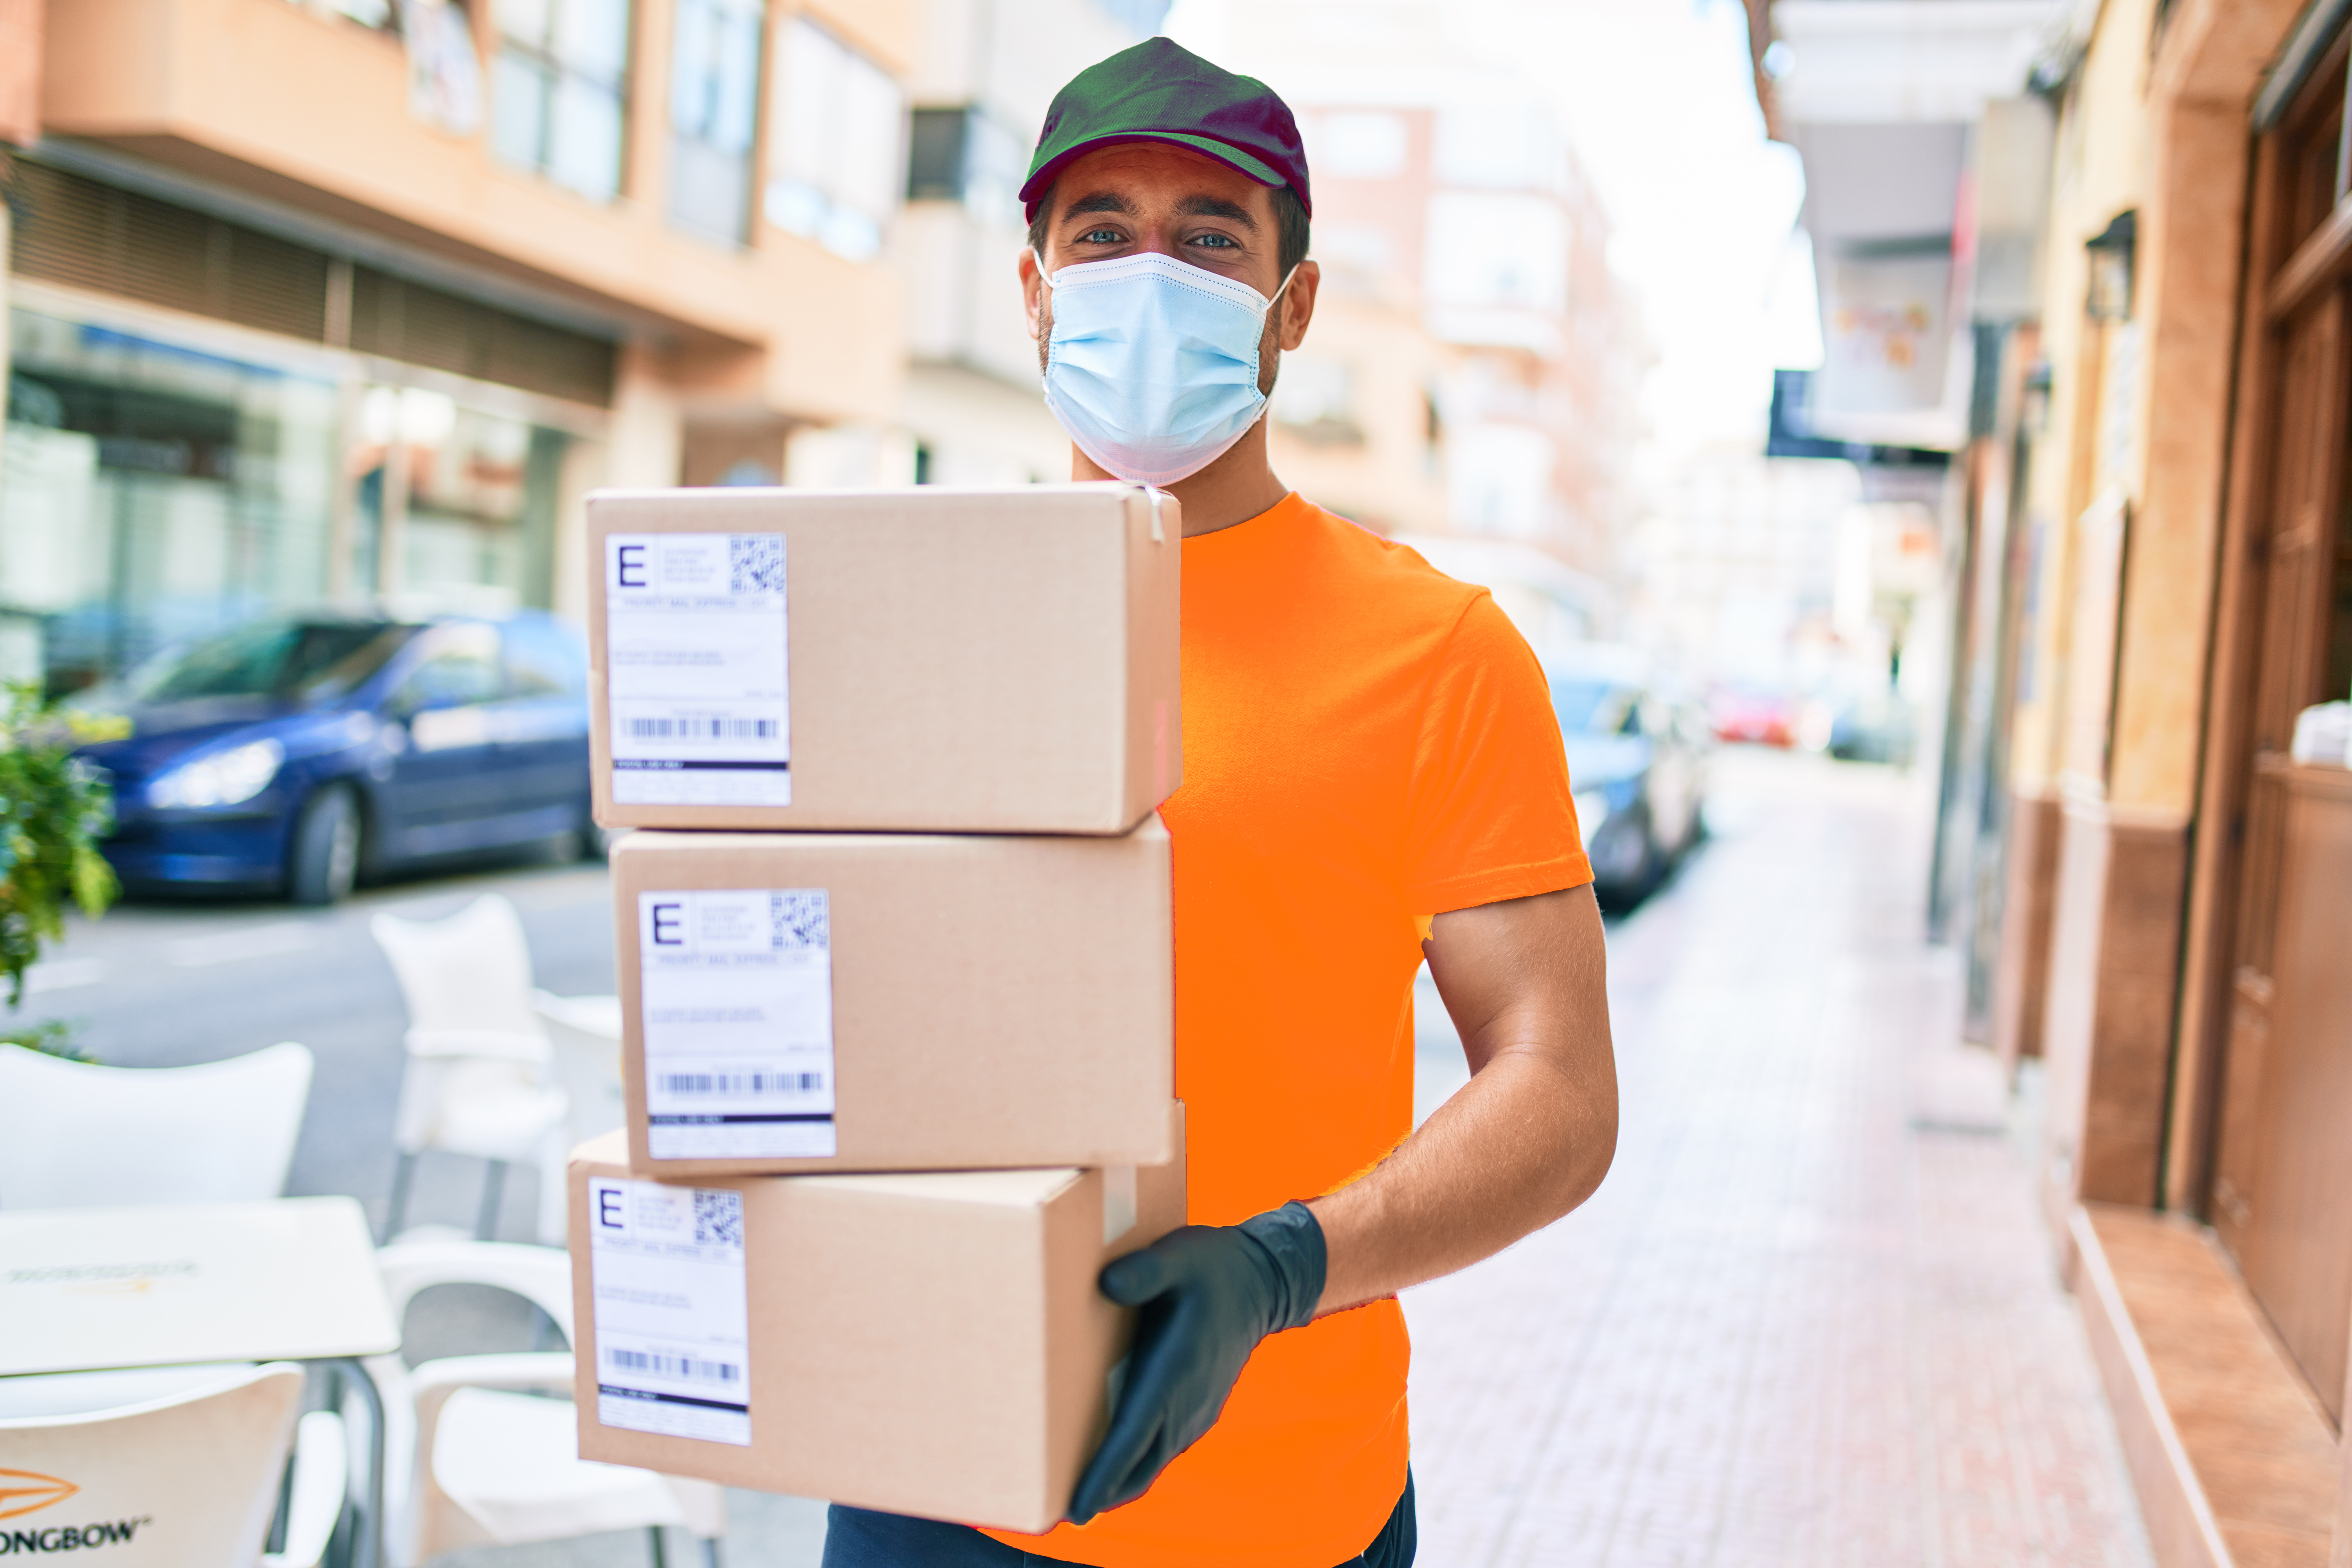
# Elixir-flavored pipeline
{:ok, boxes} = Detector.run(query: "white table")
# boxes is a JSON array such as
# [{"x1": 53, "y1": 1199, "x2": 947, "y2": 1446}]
[{"x1": 0, "y1": 1196, "x2": 400, "y2": 1568}]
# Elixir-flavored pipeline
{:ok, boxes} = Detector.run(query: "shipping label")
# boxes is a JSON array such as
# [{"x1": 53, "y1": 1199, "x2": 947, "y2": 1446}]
[
  {"x1": 588, "y1": 1176, "x2": 751, "y2": 1445},
  {"x1": 639, "y1": 888, "x2": 837, "y2": 1159},
  {"x1": 606, "y1": 532, "x2": 791, "y2": 806}
]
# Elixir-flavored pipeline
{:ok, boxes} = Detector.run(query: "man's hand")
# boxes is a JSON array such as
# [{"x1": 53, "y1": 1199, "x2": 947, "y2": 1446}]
[{"x1": 1066, "y1": 1202, "x2": 1326, "y2": 1524}]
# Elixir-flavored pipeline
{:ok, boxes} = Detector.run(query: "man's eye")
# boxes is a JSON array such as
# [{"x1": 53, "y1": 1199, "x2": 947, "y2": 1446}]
[
  {"x1": 1193, "y1": 234, "x2": 1239, "y2": 249},
  {"x1": 1079, "y1": 228, "x2": 1122, "y2": 244}
]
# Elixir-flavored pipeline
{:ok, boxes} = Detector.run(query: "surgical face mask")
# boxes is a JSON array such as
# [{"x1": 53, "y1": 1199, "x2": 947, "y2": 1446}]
[{"x1": 1040, "y1": 251, "x2": 1295, "y2": 488}]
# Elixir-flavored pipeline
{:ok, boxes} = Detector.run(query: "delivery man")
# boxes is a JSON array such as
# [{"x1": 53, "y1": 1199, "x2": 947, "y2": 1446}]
[{"x1": 824, "y1": 37, "x2": 1618, "y2": 1568}]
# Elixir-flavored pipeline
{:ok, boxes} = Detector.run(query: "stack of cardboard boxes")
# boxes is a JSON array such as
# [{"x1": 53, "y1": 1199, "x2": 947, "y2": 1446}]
[{"x1": 564, "y1": 485, "x2": 1185, "y2": 1531}]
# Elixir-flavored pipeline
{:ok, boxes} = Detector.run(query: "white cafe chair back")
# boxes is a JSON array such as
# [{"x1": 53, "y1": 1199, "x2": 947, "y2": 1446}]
[
  {"x1": 533, "y1": 990, "x2": 626, "y2": 1150},
  {"x1": 365, "y1": 1240, "x2": 724, "y2": 1568},
  {"x1": 370, "y1": 893, "x2": 545, "y2": 1054},
  {"x1": 0, "y1": 1361, "x2": 346, "y2": 1568},
  {"x1": 0, "y1": 1042, "x2": 313, "y2": 1210},
  {"x1": 370, "y1": 896, "x2": 567, "y2": 1243}
]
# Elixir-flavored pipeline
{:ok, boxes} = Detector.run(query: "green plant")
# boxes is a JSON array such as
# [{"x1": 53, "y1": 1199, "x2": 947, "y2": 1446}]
[
  {"x1": 2, "y1": 1017, "x2": 93, "y2": 1062},
  {"x1": 0, "y1": 684, "x2": 127, "y2": 1009}
]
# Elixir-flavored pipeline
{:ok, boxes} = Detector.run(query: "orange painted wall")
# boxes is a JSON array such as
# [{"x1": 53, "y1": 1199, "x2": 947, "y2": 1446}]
[{"x1": 39, "y1": 0, "x2": 902, "y2": 423}]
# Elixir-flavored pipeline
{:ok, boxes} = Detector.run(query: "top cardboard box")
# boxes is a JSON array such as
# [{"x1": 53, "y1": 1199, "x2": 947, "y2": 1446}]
[{"x1": 587, "y1": 484, "x2": 1180, "y2": 833}]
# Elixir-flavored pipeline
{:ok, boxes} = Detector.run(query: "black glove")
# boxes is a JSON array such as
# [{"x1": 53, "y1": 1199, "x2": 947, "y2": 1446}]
[{"x1": 1067, "y1": 1200, "x2": 1327, "y2": 1524}]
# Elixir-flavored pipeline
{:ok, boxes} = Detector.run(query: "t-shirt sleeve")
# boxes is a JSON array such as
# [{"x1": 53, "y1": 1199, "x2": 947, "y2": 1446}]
[{"x1": 1402, "y1": 591, "x2": 1593, "y2": 913}]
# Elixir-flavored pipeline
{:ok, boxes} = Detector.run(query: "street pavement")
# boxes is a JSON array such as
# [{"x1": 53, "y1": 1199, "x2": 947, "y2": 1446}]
[
  {"x1": 15, "y1": 749, "x2": 2154, "y2": 1565},
  {"x1": 1405, "y1": 750, "x2": 2154, "y2": 1568}
]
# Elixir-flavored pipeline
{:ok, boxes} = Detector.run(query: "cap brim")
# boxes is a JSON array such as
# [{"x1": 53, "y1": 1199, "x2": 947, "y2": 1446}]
[{"x1": 1021, "y1": 132, "x2": 1286, "y2": 218}]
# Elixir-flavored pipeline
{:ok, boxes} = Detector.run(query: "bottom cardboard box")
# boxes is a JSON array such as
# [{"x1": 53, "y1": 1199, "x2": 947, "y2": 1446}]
[{"x1": 568, "y1": 1106, "x2": 1184, "y2": 1532}]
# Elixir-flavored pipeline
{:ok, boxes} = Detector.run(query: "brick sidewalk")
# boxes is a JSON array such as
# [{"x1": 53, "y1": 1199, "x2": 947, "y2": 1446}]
[{"x1": 1402, "y1": 753, "x2": 2155, "y2": 1568}]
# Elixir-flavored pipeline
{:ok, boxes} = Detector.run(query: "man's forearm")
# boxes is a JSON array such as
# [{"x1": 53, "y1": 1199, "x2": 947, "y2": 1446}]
[
  {"x1": 1305, "y1": 884, "x2": 1618, "y2": 1315},
  {"x1": 1306, "y1": 1045, "x2": 1614, "y2": 1313}
]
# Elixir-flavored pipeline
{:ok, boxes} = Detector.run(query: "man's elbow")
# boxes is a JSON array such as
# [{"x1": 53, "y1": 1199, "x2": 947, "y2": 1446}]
[{"x1": 1558, "y1": 1089, "x2": 1617, "y2": 1216}]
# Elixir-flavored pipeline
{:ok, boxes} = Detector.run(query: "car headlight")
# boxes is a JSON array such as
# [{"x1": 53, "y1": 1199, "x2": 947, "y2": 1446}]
[
  {"x1": 149, "y1": 737, "x2": 285, "y2": 810},
  {"x1": 1573, "y1": 789, "x2": 1611, "y2": 847}
]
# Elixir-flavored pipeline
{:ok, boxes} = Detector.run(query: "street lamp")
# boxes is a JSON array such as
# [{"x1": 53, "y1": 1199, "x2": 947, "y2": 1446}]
[{"x1": 2086, "y1": 211, "x2": 2137, "y2": 320}]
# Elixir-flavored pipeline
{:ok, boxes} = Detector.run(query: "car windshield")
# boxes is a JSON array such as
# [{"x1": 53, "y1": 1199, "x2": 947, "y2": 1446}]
[
  {"x1": 123, "y1": 620, "x2": 421, "y2": 705},
  {"x1": 1551, "y1": 680, "x2": 1639, "y2": 735}
]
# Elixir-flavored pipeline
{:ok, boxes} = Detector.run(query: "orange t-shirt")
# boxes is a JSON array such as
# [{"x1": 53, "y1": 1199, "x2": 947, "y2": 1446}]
[{"x1": 989, "y1": 492, "x2": 1590, "y2": 1568}]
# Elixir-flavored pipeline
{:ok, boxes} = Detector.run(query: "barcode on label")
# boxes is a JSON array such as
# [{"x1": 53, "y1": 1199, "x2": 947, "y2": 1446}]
[
  {"x1": 606, "y1": 1347, "x2": 742, "y2": 1383},
  {"x1": 626, "y1": 717, "x2": 780, "y2": 740},
  {"x1": 658, "y1": 1072, "x2": 825, "y2": 1095}
]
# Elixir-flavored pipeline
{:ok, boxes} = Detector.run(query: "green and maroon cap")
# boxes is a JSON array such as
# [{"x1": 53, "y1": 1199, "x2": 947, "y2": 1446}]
[{"x1": 1021, "y1": 37, "x2": 1312, "y2": 221}]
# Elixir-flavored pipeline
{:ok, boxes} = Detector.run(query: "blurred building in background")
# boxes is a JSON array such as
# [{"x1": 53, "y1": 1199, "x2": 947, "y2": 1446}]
[
  {"x1": 1162, "y1": 0, "x2": 1650, "y2": 649},
  {"x1": 889, "y1": 0, "x2": 1164, "y2": 491},
  {"x1": 0, "y1": 0, "x2": 914, "y2": 695},
  {"x1": 0, "y1": 0, "x2": 1647, "y2": 690},
  {"x1": 1287, "y1": 86, "x2": 1647, "y2": 593}
]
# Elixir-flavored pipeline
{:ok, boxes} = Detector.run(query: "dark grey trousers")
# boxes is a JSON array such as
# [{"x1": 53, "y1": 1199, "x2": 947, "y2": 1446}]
[{"x1": 820, "y1": 1470, "x2": 1417, "y2": 1568}]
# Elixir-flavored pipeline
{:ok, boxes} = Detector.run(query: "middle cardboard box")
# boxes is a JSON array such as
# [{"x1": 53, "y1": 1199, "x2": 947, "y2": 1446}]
[{"x1": 612, "y1": 815, "x2": 1173, "y2": 1177}]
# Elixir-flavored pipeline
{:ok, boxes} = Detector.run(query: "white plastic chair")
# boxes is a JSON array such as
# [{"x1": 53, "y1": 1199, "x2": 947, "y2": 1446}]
[
  {"x1": 371, "y1": 895, "x2": 568, "y2": 1243},
  {"x1": 365, "y1": 1239, "x2": 725, "y2": 1568},
  {"x1": 0, "y1": 1360, "x2": 346, "y2": 1568},
  {"x1": 533, "y1": 990, "x2": 626, "y2": 1150},
  {"x1": 0, "y1": 1041, "x2": 313, "y2": 1209}
]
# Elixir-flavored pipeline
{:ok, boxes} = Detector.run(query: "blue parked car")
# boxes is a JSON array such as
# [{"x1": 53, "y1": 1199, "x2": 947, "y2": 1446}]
[
  {"x1": 73, "y1": 612, "x2": 596, "y2": 904},
  {"x1": 1546, "y1": 647, "x2": 1710, "y2": 903}
]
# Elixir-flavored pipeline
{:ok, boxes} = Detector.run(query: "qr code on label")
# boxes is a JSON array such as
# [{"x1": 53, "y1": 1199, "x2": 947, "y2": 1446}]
[
  {"x1": 729, "y1": 534, "x2": 785, "y2": 594},
  {"x1": 768, "y1": 890, "x2": 829, "y2": 951},
  {"x1": 692, "y1": 1189, "x2": 744, "y2": 1249}
]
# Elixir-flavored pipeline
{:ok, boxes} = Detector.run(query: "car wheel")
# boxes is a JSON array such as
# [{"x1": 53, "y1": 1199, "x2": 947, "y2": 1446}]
[{"x1": 288, "y1": 784, "x2": 363, "y2": 905}]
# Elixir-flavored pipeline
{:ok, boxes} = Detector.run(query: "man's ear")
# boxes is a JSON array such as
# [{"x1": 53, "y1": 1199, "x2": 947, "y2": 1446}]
[
  {"x1": 1278, "y1": 259, "x2": 1321, "y2": 352},
  {"x1": 1020, "y1": 246, "x2": 1047, "y2": 343}
]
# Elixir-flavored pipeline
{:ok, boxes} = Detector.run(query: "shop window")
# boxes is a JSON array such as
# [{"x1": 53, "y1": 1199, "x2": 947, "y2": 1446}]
[
  {"x1": 1, "y1": 310, "x2": 341, "y2": 696},
  {"x1": 765, "y1": 18, "x2": 904, "y2": 261},
  {"x1": 492, "y1": 0, "x2": 633, "y2": 202},
  {"x1": 668, "y1": 0, "x2": 763, "y2": 246},
  {"x1": 351, "y1": 385, "x2": 561, "y2": 615}
]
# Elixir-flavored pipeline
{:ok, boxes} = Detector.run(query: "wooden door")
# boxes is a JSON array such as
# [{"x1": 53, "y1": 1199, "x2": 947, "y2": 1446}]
[{"x1": 2211, "y1": 283, "x2": 2352, "y2": 1421}]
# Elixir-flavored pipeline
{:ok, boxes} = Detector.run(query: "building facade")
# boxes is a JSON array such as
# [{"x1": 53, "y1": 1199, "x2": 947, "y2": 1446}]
[
  {"x1": 0, "y1": 0, "x2": 912, "y2": 693},
  {"x1": 1910, "y1": 0, "x2": 2352, "y2": 1558}
]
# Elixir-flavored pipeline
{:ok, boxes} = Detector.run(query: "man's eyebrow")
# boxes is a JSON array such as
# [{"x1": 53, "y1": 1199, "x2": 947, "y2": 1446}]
[
  {"x1": 1063, "y1": 191, "x2": 1141, "y2": 220},
  {"x1": 1176, "y1": 195, "x2": 1258, "y2": 229}
]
